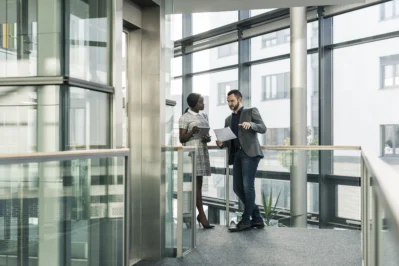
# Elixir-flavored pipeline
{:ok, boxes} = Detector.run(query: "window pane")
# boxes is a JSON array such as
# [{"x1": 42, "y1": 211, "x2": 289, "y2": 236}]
[
  {"x1": 193, "y1": 69, "x2": 238, "y2": 139},
  {"x1": 69, "y1": 0, "x2": 110, "y2": 84},
  {"x1": 251, "y1": 55, "x2": 319, "y2": 173},
  {"x1": 171, "y1": 78, "x2": 182, "y2": 145},
  {"x1": 192, "y1": 43, "x2": 238, "y2": 73},
  {"x1": 385, "y1": 65, "x2": 394, "y2": 86},
  {"x1": 251, "y1": 22, "x2": 318, "y2": 61},
  {"x1": 396, "y1": 64, "x2": 399, "y2": 84},
  {"x1": 0, "y1": 86, "x2": 60, "y2": 154},
  {"x1": 333, "y1": 38, "x2": 399, "y2": 170},
  {"x1": 385, "y1": 1, "x2": 394, "y2": 18},
  {"x1": 384, "y1": 125, "x2": 395, "y2": 155},
  {"x1": 333, "y1": 2, "x2": 399, "y2": 44},
  {"x1": 172, "y1": 14, "x2": 182, "y2": 41},
  {"x1": 69, "y1": 88, "x2": 110, "y2": 150},
  {"x1": 271, "y1": 75, "x2": 277, "y2": 98},
  {"x1": 172, "y1": 56, "x2": 182, "y2": 77},
  {"x1": 192, "y1": 11, "x2": 238, "y2": 35}
]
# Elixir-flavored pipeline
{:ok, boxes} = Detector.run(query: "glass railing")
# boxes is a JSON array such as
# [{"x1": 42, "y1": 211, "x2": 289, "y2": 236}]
[
  {"x1": 163, "y1": 146, "x2": 197, "y2": 257},
  {"x1": 200, "y1": 145, "x2": 362, "y2": 229},
  {"x1": 361, "y1": 149, "x2": 399, "y2": 266},
  {"x1": 0, "y1": 149, "x2": 129, "y2": 266}
]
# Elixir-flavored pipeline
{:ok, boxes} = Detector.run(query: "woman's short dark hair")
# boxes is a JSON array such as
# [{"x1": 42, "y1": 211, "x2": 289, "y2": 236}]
[
  {"x1": 227, "y1": 89, "x2": 242, "y2": 99},
  {"x1": 186, "y1": 93, "x2": 201, "y2": 108}
]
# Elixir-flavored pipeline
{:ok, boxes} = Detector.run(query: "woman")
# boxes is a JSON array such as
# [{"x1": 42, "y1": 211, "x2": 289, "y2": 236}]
[{"x1": 179, "y1": 93, "x2": 214, "y2": 229}]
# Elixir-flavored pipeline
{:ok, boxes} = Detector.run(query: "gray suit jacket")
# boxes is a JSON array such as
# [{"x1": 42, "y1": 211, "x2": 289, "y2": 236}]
[{"x1": 222, "y1": 107, "x2": 266, "y2": 165}]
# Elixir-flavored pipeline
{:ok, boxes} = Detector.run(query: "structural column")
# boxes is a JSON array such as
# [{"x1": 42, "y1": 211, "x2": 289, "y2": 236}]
[{"x1": 290, "y1": 7, "x2": 307, "y2": 228}]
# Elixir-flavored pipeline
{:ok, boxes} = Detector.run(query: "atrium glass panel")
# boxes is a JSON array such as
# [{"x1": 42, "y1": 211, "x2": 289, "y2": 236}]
[
  {"x1": 0, "y1": 154, "x2": 126, "y2": 266},
  {"x1": 333, "y1": 1, "x2": 399, "y2": 44},
  {"x1": 333, "y1": 38, "x2": 399, "y2": 172},
  {"x1": 250, "y1": 22, "x2": 318, "y2": 61},
  {"x1": 0, "y1": 86, "x2": 60, "y2": 154},
  {"x1": 192, "y1": 43, "x2": 238, "y2": 73},
  {"x1": 251, "y1": 55, "x2": 319, "y2": 168},
  {"x1": 171, "y1": 14, "x2": 182, "y2": 41},
  {"x1": 172, "y1": 56, "x2": 182, "y2": 77},
  {"x1": 171, "y1": 78, "x2": 182, "y2": 145},
  {"x1": 0, "y1": 0, "x2": 61, "y2": 77},
  {"x1": 69, "y1": 88, "x2": 110, "y2": 150},
  {"x1": 192, "y1": 68, "x2": 238, "y2": 139},
  {"x1": 69, "y1": 0, "x2": 110, "y2": 84},
  {"x1": 192, "y1": 11, "x2": 238, "y2": 35}
]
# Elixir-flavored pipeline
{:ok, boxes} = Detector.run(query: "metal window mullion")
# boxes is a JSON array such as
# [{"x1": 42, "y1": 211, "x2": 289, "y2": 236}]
[
  {"x1": 182, "y1": 14, "x2": 193, "y2": 113},
  {"x1": 318, "y1": 7, "x2": 334, "y2": 229}
]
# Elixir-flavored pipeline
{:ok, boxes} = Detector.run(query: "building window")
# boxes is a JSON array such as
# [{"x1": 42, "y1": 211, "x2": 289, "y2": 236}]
[
  {"x1": 381, "y1": 0, "x2": 399, "y2": 20},
  {"x1": 218, "y1": 81, "x2": 238, "y2": 105},
  {"x1": 381, "y1": 124, "x2": 399, "y2": 156},
  {"x1": 380, "y1": 54, "x2": 399, "y2": 88},
  {"x1": 261, "y1": 29, "x2": 290, "y2": 48},
  {"x1": 262, "y1": 73, "x2": 290, "y2": 100},
  {"x1": 217, "y1": 43, "x2": 238, "y2": 58}
]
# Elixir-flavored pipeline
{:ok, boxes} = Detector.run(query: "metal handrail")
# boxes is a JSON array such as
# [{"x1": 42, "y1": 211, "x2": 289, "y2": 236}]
[{"x1": 0, "y1": 149, "x2": 130, "y2": 165}]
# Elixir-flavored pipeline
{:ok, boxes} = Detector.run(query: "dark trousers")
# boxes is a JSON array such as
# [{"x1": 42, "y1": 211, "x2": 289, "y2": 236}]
[{"x1": 232, "y1": 149, "x2": 261, "y2": 222}]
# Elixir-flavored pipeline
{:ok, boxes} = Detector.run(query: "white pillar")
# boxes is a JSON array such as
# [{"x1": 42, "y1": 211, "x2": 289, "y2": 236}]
[{"x1": 290, "y1": 7, "x2": 308, "y2": 228}]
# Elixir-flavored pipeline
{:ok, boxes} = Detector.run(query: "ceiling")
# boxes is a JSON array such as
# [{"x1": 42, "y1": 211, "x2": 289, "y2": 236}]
[{"x1": 173, "y1": 0, "x2": 366, "y2": 13}]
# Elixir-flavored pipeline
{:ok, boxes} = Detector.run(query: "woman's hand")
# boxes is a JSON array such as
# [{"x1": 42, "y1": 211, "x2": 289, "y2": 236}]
[
  {"x1": 191, "y1": 126, "x2": 200, "y2": 134},
  {"x1": 202, "y1": 135, "x2": 211, "y2": 143}
]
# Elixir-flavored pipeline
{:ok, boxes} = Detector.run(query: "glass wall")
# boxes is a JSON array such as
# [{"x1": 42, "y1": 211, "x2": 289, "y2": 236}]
[
  {"x1": 170, "y1": 3, "x2": 399, "y2": 227},
  {"x1": 0, "y1": 0, "x2": 61, "y2": 77}
]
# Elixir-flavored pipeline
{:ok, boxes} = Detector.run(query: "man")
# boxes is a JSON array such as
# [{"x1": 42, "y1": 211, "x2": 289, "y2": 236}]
[{"x1": 216, "y1": 90, "x2": 266, "y2": 232}]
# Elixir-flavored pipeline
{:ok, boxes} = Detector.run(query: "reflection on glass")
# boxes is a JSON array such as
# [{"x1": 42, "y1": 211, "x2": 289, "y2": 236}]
[
  {"x1": 0, "y1": 156, "x2": 125, "y2": 266},
  {"x1": 69, "y1": 87, "x2": 110, "y2": 150},
  {"x1": 337, "y1": 185, "x2": 360, "y2": 220},
  {"x1": 69, "y1": 0, "x2": 110, "y2": 84},
  {"x1": 122, "y1": 32, "x2": 127, "y2": 148},
  {"x1": 0, "y1": 86, "x2": 60, "y2": 154},
  {"x1": 0, "y1": 0, "x2": 60, "y2": 77}
]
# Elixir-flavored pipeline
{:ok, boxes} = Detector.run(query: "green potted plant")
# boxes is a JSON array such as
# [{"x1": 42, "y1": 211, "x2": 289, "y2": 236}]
[{"x1": 262, "y1": 188, "x2": 282, "y2": 227}]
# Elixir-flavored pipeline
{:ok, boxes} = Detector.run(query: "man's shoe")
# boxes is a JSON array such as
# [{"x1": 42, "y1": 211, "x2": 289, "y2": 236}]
[
  {"x1": 251, "y1": 219, "x2": 265, "y2": 229},
  {"x1": 229, "y1": 220, "x2": 251, "y2": 232}
]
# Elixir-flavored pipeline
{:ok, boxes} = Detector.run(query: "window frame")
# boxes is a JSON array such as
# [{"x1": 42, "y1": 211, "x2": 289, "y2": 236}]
[
  {"x1": 380, "y1": 0, "x2": 399, "y2": 21},
  {"x1": 261, "y1": 72, "x2": 290, "y2": 101},
  {"x1": 381, "y1": 124, "x2": 399, "y2": 157},
  {"x1": 380, "y1": 54, "x2": 399, "y2": 89},
  {"x1": 217, "y1": 80, "x2": 238, "y2": 105}
]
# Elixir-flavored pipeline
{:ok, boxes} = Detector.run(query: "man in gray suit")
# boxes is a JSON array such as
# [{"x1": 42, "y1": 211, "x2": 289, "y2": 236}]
[{"x1": 216, "y1": 90, "x2": 266, "y2": 231}]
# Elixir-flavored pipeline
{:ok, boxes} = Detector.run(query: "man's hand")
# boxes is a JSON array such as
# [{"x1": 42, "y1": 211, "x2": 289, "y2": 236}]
[
  {"x1": 239, "y1": 122, "x2": 251, "y2": 130},
  {"x1": 216, "y1": 140, "x2": 223, "y2": 148}
]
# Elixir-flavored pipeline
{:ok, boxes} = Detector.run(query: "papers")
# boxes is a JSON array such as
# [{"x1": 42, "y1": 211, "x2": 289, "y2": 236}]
[
  {"x1": 193, "y1": 127, "x2": 210, "y2": 138},
  {"x1": 214, "y1": 127, "x2": 237, "y2": 142}
]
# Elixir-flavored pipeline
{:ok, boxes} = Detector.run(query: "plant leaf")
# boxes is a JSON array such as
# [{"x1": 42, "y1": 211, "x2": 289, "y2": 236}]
[
  {"x1": 262, "y1": 191, "x2": 269, "y2": 226},
  {"x1": 271, "y1": 189, "x2": 281, "y2": 220},
  {"x1": 268, "y1": 189, "x2": 272, "y2": 222}
]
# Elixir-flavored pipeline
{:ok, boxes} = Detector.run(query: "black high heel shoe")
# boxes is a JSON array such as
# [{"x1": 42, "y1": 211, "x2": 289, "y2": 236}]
[{"x1": 197, "y1": 215, "x2": 215, "y2": 229}]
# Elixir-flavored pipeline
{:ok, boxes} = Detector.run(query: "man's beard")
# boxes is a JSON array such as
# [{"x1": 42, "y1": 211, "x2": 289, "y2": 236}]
[{"x1": 230, "y1": 102, "x2": 240, "y2": 111}]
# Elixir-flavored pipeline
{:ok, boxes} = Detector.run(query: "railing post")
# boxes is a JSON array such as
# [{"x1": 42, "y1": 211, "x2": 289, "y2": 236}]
[
  {"x1": 192, "y1": 150, "x2": 197, "y2": 249},
  {"x1": 225, "y1": 148, "x2": 230, "y2": 227},
  {"x1": 176, "y1": 149, "x2": 183, "y2": 257}
]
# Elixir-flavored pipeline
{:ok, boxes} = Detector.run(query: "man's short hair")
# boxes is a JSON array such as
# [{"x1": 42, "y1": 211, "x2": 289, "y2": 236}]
[{"x1": 227, "y1": 89, "x2": 242, "y2": 99}]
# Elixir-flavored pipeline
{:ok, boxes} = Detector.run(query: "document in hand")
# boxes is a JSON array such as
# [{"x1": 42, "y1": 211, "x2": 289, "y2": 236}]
[
  {"x1": 193, "y1": 127, "x2": 210, "y2": 138},
  {"x1": 214, "y1": 127, "x2": 237, "y2": 142}
]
